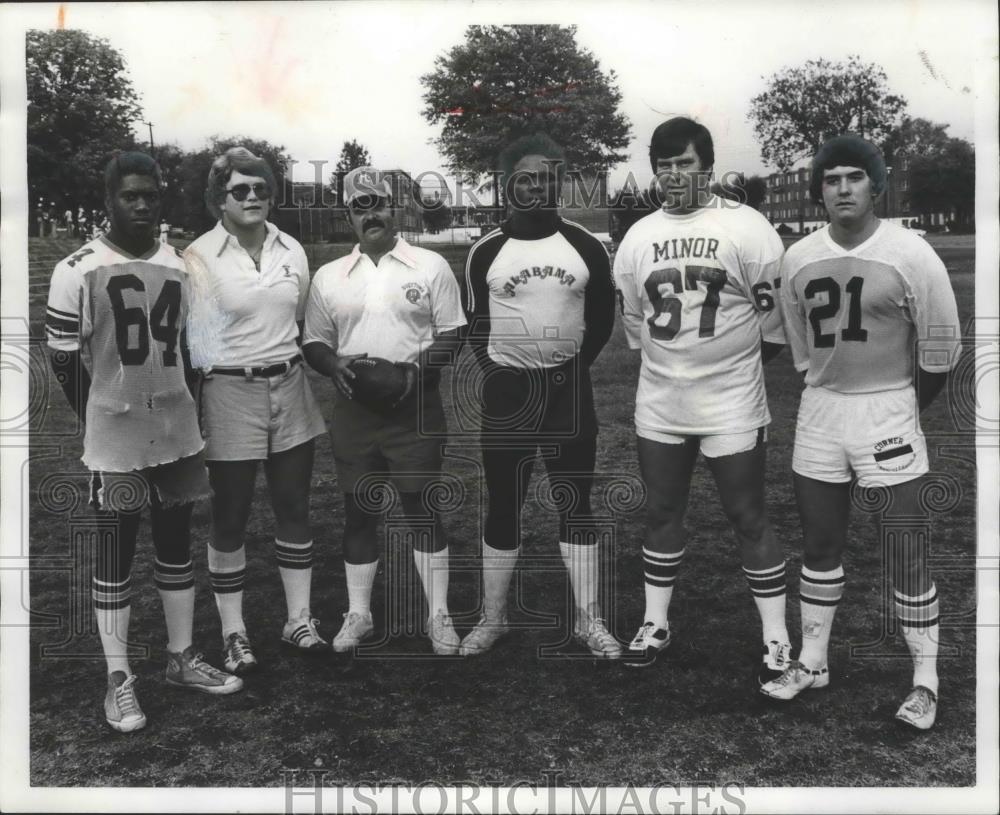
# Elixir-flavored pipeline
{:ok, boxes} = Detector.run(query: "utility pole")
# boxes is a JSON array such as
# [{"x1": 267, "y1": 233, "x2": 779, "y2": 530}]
[{"x1": 145, "y1": 122, "x2": 155, "y2": 155}]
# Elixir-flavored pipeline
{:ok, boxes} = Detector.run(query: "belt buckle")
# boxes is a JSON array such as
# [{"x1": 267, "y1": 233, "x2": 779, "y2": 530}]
[{"x1": 244, "y1": 367, "x2": 255, "y2": 381}]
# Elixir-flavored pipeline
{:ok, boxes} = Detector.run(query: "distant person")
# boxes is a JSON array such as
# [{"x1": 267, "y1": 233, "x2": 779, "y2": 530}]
[
  {"x1": 460, "y1": 134, "x2": 619, "y2": 658},
  {"x1": 184, "y1": 147, "x2": 328, "y2": 676},
  {"x1": 613, "y1": 117, "x2": 791, "y2": 681},
  {"x1": 302, "y1": 166, "x2": 466, "y2": 655},
  {"x1": 45, "y1": 152, "x2": 242, "y2": 734},
  {"x1": 762, "y1": 135, "x2": 961, "y2": 731},
  {"x1": 160, "y1": 221, "x2": 170, "y2": 244}
]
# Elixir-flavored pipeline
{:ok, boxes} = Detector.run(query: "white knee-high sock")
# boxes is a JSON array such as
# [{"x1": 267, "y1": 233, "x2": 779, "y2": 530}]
[
  {"x1": 208, "y1": 544, "x2": 246, "y2": 639},
  {"x1": 642, "y1": 547, "x2": 684, "y2": 629},
  {"x1": 480, "y1": 539, "x2": 519, "y2": 620},
  {"x1": 413, "y1": 546, "x2": 451, "y2": 618},
  {"x1": 559, "y1": 541, "x2": 601, "y2": 618},
  {"x1": 345, "y1": 560, "x2": 379, "y2": 616},
  {"x1": 798, "y1": 564, "x2": 845, "y2": 670},
  {"x1": 743, "y1": 561, "x2": 790, "y2": 644},
  {"x1": 93, "y1": 575, "x2": 132, "y2": 676},
  {"x1": 154, "y1": 558, "x2": 195, "y2": 654},
  {"x1": 275, "y1": 538, "x2": 314, "y2": 620},
  {"x1": 895, "y1": 583, "x2": 940, "y2": 694}
]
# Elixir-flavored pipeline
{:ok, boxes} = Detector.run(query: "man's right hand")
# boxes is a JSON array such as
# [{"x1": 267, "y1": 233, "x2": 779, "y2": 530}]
[{"x1": 331, "y1": 353, "x2": 368, "y2": 399}]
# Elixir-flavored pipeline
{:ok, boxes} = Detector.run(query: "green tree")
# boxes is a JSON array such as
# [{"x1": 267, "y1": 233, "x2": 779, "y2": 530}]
[
  {"x1": 748, "y1": 55, "x2": 906, "y2": 171},
  {"x1": 327, "y1": 139, "x2": 373, "y2": 203},
  {"x1": 711, "y1": 173, "x2": 769, "y2": 211},
  {"x1": 908, "y1": 138, "x2": 975, "y2": 231},
  {"x1": 882, "y1": 116, "x2": 951, "y2": 166},
  {"x1": 177, "y1": 136, "x2": 294, "y2": 234},
  {"x1": 27, "y1": 29, "x2": 144, "y2": 216},
  {"x1": 421, "y1": 200, "x2": 453, "y2": 233},
  {"x1": 421, "y1": 25, "x2": 631, "y2": 182}
]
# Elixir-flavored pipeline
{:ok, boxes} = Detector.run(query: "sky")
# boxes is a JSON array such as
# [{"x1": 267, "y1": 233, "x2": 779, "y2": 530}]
[{"x1": 5, "y1": 0, "x2": 993, "y2": 198}]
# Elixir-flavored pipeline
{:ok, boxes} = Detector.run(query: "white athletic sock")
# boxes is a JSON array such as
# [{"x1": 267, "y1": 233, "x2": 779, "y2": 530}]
[
  {"x1": 94, "y1": 575, "x2": 132, "y2": 676},
  {"x1": 895, "y1": 583, "x2": 940, "y2": 695},
  {"x1": 642, "y1": 547, "x2": 684, "y2": 629},
  {"x1": 275, "y1": 539, "x2": 314, "y2": 620},
  {"x1": 208, "y1": 544, "x2": 246, "y2": 639},
  {"x1": 481, "y1": 539, "x2": 519, "y2": 620},
  {"x1": 559, "y1": 541, "x2": 601, "y2": 619},
  {"x1": 345, "y1": 560, "x2": 379, "y2": 616},
  {"x1": 743, "y1": 561, "x2": 790, "y2": 644},
  {"x1": 154, "y1": 559, "x2": 195, "y2": 654},
  {"x1": 798, "y1": 564, "x2": 845, "y2": 670},
  {"x1": 413, "y1": 546, "x2": 451, "y2": 618}
]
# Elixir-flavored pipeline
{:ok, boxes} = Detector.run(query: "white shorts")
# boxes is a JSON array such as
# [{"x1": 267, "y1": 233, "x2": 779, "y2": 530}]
[
  {"x1": 199, "y1": 363, "x2": 326, "y2": 461},
  {"x1": 638, "y1": 426, "x2": 766, "y2": 458},
  {"x1": 792, "y1": 385, "x2": 928, "y2": 487}
]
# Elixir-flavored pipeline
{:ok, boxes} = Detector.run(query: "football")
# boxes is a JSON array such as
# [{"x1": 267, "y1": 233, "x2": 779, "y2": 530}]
[{"x1": 349, "y1": 357, "x2": 408, "y2": 410}]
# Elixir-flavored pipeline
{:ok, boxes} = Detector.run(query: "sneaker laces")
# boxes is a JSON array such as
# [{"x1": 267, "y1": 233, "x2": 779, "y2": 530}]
[
  {"x1": 228, "y1": 634, "x2": 253, "y2": 661},
  {"x1": 629, "y1": 622, "x2": 655, "y2": 648},
  {"x1": 588, "y1": 618, "x2": 618, "y2": 648},
  {"x1": 767, "y1": 640, "x2": 791, "y2": 670},
  {"x1": 115, "y1": 675, "x2": 141, "y2": 716},
  {"x1": 773, "y1": 660, "x2": 806, "y2": 686},
  {"x1": 902, "y1": 687, "x2": 934, "y2": 717},
  {"x1": 187, "y1": 651, "x2": 224, "y2": 678}
]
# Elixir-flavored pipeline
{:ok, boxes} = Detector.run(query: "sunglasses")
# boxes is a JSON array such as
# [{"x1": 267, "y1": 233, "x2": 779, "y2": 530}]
[
  {"x1": 226, "y1": 183, "x2": 271, "y2": 202},
  {"x1": 348, "y1": 195, "x2": 389, "y2": 212}
]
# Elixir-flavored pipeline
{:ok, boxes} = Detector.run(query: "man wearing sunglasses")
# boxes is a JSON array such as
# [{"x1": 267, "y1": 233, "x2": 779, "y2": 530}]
[
  {"x1": 303, "y1": 166, "x2": 466, "y2": 655},
  {"x1": 184, "y1": 147, "x2": 328, "y2": 678}
]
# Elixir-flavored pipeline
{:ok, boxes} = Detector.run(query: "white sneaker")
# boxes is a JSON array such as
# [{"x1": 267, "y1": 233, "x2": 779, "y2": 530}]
[
  {"x1": 282, "y1": 610, "x2": 328, "y2": 655},
  {"x1": 623, "y1": 622, "x2": 671, "y2": 667},
  {"x1": 759, "y1": 660, "x2": 830, "y2": 701},
  {"x1": 428, "y1": 610, "x2": 460, "y2": 655},
  {"x1": 459, "y1": 614, "x2": 509, "y2": 656},
  {"x1": 895, "y1": 685, "x2": 937, "y2": 730},
  {"x1": 332, "y1": 611, "x2": 374, "y2": 653},
  {"x1": 104, "y1": 671, "x2": 146, "y2": 733},
  {"x1": 757, "y1": 640, "x2": 793, "y2": 686},
  {"x1": 573, "y1": 613, "x2": 622, "y2": 659}
]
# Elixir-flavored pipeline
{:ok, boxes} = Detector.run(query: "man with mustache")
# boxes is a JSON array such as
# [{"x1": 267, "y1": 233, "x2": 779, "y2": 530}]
[
  {"x1": 46, "y1": 152, "x2": 242, "y2": 734},
  {"x1": 762, "y1": 135, "x2": 961, "y2": 731},
  {"x1": 303, "y1": 166, "x2": 466, "y2": 654},
  {"x1": 613, "y1": 117, "x2": 791, "y2": 682}
]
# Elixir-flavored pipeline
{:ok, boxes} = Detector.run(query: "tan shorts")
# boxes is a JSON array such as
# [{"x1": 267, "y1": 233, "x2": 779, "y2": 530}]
[
  {"x1": 638, "y1": 426, "x2": 766, "y2": 458},
  {"x1": 792, "y1": 385, "x2": 928, "y2": 487},
  {"x1": 91, "y1": 452, "x2": 212, "y2": 512},
  {"x1": 199, "y1": 363, "x2": 326, "y2": 461}
]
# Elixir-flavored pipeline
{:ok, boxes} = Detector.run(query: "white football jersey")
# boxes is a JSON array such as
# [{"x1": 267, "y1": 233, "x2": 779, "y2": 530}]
[
  {"x1": 46, "y1": 236, "x2": 204, "y2": 472},
  {"x1": 613, "y1": 198, "x2": 785, "y2": 436},
  {"x1": 780, "y1": 222, "x2": 961, "y2": 393}
]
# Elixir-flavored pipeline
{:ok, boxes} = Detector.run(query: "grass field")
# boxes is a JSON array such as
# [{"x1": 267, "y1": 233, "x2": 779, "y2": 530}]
[{"x1": 24, "y1": 235, "x2": 978, "y2": 788}]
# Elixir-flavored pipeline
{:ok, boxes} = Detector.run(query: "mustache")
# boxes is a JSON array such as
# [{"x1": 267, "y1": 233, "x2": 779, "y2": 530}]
[{"x1": 362, "y1": 217, "x2": 385, "y2": 230}]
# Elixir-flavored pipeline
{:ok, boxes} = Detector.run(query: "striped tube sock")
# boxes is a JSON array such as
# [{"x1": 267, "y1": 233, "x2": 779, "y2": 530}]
[
  {"x1": 275, "y1": 539, "x2": 314, "y2": 620},
  {"x1": 894, "y1": 583, "x2": 940, "y2": 694},
  {"x1": 798, "y1": 565, "x2": 845, "y2": 670},
  {"x1": 154, "y1": 559, "x2": 195, "y2": 654},
  {"x1": 642, "y1": 548, "x2": 685, "y2": 629},
  {"x1": 743, "y1": 561, "x2": 790, "y2": 644},
  {"x1": 208, "y1": 545, "x2": 246, "y2": 639},
  {"x1": 93, "y1": 575, "x2": 132, "y2": 675}
]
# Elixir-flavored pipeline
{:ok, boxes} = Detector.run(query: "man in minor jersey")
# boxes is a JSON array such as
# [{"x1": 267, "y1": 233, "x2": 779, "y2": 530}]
[
  {"x1": 614, "y1": 117, "x2": 791, "y2": 680},
  {"x1": 460, "y1": 133, "x2": 618, "y2": 658},
  {"x1": 46, "y1": 152, "x2": 242, "y2": 734},
  {"x1": 760, "y1": 136, "x2": 960, "y2": 731}
]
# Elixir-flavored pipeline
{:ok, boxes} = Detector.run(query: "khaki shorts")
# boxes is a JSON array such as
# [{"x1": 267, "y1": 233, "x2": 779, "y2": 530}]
[
  {"x1": 91, "y1": 452, "x2": 212, "y2": 512},
  {"x1": 638, "y1": 426, "x2": 766, "y2": 458},
  {"x1": 199, "y1": 363, "x2": 326, "y2": 461},
  {"x1": 792, "y1": 385, "x2": 928, "y2": 487}
]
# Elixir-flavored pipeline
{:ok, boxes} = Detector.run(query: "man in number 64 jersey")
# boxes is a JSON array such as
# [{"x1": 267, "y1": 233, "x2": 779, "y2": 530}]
[
  {"x1": 46, "y1": 153, "x2": 242, "y2": 734},
  {"x1": 761, "y1": 136, "x2": 961, "y2": 731},
  {"x1": 613, "y1": 117, "x2": 792, "y2": 681}
]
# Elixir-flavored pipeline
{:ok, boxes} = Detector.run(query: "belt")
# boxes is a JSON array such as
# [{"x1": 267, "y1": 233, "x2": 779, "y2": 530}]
[{"x1": 208, "y1": 354, "x2": 302, "y2": 379}]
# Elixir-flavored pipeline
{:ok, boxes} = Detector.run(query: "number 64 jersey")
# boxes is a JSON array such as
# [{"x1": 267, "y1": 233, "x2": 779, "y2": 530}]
[
  {"x1": 779, "y1": 222, "x2": 960, "y2": 393},
  {"x1": 46, "y1": 236, "x2": 204, "y2": 472},
  {"x1": 613, "y1": 200, "x2": 785, "y2": 436}
]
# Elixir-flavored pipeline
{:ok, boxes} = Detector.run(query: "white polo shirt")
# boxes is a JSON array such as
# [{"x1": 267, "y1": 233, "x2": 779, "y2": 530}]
[
  {"x1": 183, "y1": 220, "x2": 310, "y2": 369},
  {"x1": 303, "y1": 238, "x2": 465, "y2": 363}
]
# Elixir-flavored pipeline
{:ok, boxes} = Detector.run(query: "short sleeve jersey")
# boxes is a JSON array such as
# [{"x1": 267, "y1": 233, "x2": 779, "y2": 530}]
[
  {"x1": 183, "y1": 221, "x2": 310, "y2": 369},
  {"x1": 46, "y1": 236, "x2": 203, "y2": 471},
  {"x1": 464, "y1": 216, "x2": 615, "y2": 368},
  {"x1": 780, "y1": 222, "x2": 961, "y2": 393},
  {"x1": 613, "y1": 198, "x2": 785, "y2": 436},
  {"x1": 303, "y1": 238, "x2": 465, "y2": 363}
]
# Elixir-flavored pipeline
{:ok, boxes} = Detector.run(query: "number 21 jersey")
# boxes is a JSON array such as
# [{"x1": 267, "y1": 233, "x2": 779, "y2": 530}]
[
  {"x1": 780, "y1": 222, "x2": 960, "y2": 393},
  {"x1": 613, "y1": 199, "x2": 785, "y2": 436},
  {"x1": 46, "y1": 236, "x2": 204, "y2": 472}
]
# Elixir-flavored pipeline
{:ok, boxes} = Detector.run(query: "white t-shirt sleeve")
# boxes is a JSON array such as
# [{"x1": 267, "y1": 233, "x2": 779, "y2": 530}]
[
  {"x1": 612, "y1": 235, "x2": 643, "y2": 350},
  {"x1": 908, "y1": 241, "x2": 962, "y2": 373},
  {"x1": 293, "y1": 243, "x2": 311, "y2": 323},
  {"x1": 302, "y1": 272, "x2": 338, "y2": 351},
  {"x1": 428, "y1": 255, "x2": 467, "y2": 333},
  {"x1": 741, "y1": 219, "x2": 786, "y2": 345},
  {"x1": 779, "y1": 256, "x2": 811, "y2": 373},
  {"x1": 45, "y1": 259, "x2": 83, "y2": 352}
]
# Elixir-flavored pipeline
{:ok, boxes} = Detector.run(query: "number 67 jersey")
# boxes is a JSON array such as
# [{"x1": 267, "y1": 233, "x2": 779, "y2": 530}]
[
  {"x1": 779, "y1": 222, "x2": 960, "y2": 393},
  {"x1": 46, "y1": 236, "x2": 204, "y2": 472},
  {"x1": 613, "y1": 201, "x2": 785, "y2": 436}
]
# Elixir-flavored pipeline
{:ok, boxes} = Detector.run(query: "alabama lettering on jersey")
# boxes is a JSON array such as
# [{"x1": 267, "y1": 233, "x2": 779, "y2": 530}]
[
  {"x1": 465, "y1": 217, "x2": 615, "y2": 369},
  {"x1": 613, "y1": 198, "x2": 785, "y2": 436},
  {"x1": 780, "y1": 221, "x2": 961, "y2": 394},
  {"x1": 46, "y1": 236, "x2": 204, "y2": 472}
]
